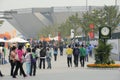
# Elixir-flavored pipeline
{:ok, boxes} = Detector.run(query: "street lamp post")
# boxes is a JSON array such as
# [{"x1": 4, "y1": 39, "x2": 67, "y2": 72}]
[
  {"x1": 86, "y1": 0, "x2": 88, "y2": 11},
  {"x1": 115, "y1": 0, "x2": 117, "y2": 6}
]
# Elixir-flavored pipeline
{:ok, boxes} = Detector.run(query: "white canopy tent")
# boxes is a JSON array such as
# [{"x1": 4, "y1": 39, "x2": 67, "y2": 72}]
[
  {"x1": 50, "y1": 36, "x2": 58, "y2": 41},
  {"x1": 7, "y1": 37, "x2": 28, "y2": 43},
  {"x1": 0, "y1": 38, "x2": 6, "y2": 42}
]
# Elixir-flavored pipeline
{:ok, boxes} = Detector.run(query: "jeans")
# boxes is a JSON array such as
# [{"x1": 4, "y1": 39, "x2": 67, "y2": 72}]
[
  {"x1": 30, "y1": 62, "x2": 36, "y2": 76},
  {"x1": 10, "y1": 60, "x2": 16, "y2": 76},
  {"x1": 46, "y1": 57, "x2": 51, "y2": 69},
  {"x1": 39, "y1": 58, "x2": 45, "y2": 69},
  {"x1": 67, "y1": 57, "x2": 72, "y2": 67},
  {"x1": 54, "y1": 54, "x2": 57, "y2": 61},
  {"x1": 13, "y1": 61, "x2": 26, "y2": 77},
  {"x1": 80, "y1": 56, "x2": 85, "y2": 67},
  {"x1": 73, "y1": 55, "x2": 78, "y2": 67},
  {"x1": 26, "y1": 62, "x2": 31, "y2": 75}
]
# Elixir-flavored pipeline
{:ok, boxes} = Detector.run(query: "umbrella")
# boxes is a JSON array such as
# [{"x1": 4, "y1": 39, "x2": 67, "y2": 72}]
[
  {"x1": 7, "y1": 37, "x2": 28, "y2": 43},
  {"x1": 0, "y1": 38, "x2": 6, "y2": 42}
]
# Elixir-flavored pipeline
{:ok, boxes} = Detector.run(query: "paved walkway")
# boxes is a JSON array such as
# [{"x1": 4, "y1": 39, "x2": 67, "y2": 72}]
[{"x1": 0, "y1": 49, "x2": 120, "y2": 80}]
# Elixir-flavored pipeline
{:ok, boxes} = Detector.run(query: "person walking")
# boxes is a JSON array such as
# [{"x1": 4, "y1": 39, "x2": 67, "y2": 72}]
[
  {"x1": 79, "y1": 45, "x2": 86, "y2": 67},
  {"x1": 12, "y1": 45, "x2": 27, "y2": 78},
  {"x1": 30, "y1": 48, "x2": 37, "y2": 76},
  {"x1": 59, "y1": 44, "x2": 64, "y2": 56},
  {"x1": 66, "y1": 45, "x2": 73, "y2": 67},
  {"x1": 73, "y1": 44, "x2": 80, "y2": 67},
  {"x1": 36, "y1": 45, "x2": 40, "y2": 68},
  {"x1": 39, "y1": 47, "x2": 46, "y2": 69},
  {"x1": 53, "y1": 45, "x2": 58, "y2": 61},
  {"x1": 25, "y1": 48, "x2": 31, "y2": 76},
  {"x1": 0, "y1": 45, "x2": 4, "y2": 64},
  {"x1": 46, "y1": 47, "x2": 52, "y2": 69},
  {"x1": 9, "y1": 46, "x2": 17, "y2": 76},
  {"x1": 88, "y1": 44, "x2": 94, "y2": 57}
]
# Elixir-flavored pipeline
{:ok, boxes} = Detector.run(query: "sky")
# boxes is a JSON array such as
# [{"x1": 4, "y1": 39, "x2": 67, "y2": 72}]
[
  {"x1": 0, "y1": 0, "x2": 120, "y2": 10},
  {"x1": 0, "y1": 0, "x2": 120, "y2": 36}
]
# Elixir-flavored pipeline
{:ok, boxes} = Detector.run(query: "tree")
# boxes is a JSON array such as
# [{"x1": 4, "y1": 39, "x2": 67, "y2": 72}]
[
  {"x1": 80, "y1": 6, "x2": 120, "y2": 40},
  {"x1": 79, "y1": 12, "x2": 92, "y2": 41},
  {"x1": 90, "y1": 6, "x2": 120, "y2": 33},
  {"x1": 58, "y1": 13, "x2": 81, "y2": 39},
  {"x1": 68, "y1": 13, "x2": 81, "y2": 36},
  {"x1": 0, "y1": 20, "x2": 4, "y2": 26},
  {"x1": 88, "y1": 6, "x2": 120, "y2": 64},
  {"x1": 38, "y1": 24, "x2": 59, "y2": 38}
]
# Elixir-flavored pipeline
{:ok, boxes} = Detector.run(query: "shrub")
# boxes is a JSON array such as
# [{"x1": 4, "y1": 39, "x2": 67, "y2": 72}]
[{"x1": 95, "y1": 39, "x2": 113, "y2": 64}]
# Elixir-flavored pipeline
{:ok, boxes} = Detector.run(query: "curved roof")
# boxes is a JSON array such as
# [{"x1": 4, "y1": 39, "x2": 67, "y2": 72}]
[
  {"x1": 5, "y1": 6, "x2": 119, "y2": 38},
  {"x1": 5, "y1": 7, "x2": 87, "y2": 38}
]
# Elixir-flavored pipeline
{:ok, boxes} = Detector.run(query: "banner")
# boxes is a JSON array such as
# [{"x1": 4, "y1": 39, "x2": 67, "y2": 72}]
[
  {"x1": 89, "y1": 31, "x2": 94, "y2": 39},
  {"x1": 89, "y1": 24, "x2": 94, "y2": 29}
]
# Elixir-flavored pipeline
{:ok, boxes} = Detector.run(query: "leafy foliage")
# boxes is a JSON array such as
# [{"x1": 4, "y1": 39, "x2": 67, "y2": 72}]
[
  {"x1": 0, "y1": 20, "x2": 4, "y2": 25},
  {"x1": 38, "y1": 24, "x2": 59, "y2": 38},
  {"x1": 95, "y1": 39, "x2": 114, "y2": 64},
  {"x1": 38, "y1": 6, "x2": 120, "y2": 40}
]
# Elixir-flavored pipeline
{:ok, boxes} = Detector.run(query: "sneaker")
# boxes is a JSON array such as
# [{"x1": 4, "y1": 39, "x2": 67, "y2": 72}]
[
  {"x1": 24, "y1": 75, "x2": 27, "y2": 77},
  {"x1": 13, "y1": 76, "x2": 16, "y2": 78},
  {"x1": 0, "y1": 74, "x2": 4, "y2": 77}
]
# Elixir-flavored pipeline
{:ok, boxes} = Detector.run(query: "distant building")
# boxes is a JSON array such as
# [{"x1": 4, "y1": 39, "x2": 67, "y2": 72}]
[{"x1": 4, "y1": 6, "x2": 120, "y2": 38}]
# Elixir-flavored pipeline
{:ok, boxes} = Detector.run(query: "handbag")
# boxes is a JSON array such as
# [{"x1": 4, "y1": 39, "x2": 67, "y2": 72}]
[{"x1": 21, "y1": 55, "x2": 25, "y2": 63}]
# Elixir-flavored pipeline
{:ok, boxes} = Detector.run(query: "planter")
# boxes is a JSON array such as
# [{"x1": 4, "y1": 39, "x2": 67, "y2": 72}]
[{"x1": 87, "y1": 64, "x2": 120, "y2": 68}]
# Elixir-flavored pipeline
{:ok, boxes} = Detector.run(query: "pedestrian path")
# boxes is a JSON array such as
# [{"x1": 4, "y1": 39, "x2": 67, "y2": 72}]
[{"x1": 0, "y1": 49, "x2": 120, "y2": 80}]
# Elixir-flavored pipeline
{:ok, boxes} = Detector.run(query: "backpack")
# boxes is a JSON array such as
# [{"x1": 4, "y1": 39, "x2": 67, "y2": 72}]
[
  {"x1": 31, "y1": 53, "x2": 37, "y2": 63},
  {"x1": 40, "y1": 48, "x2": 46, "y2": 57},
  {"x1": 73, "y1": 48, "x2": 79, "y2": 55}
]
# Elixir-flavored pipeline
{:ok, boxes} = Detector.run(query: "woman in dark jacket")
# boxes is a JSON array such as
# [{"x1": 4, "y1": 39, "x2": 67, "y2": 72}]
[{"x1": 39, "y1": 47, "x2": 46, "y2": 69}]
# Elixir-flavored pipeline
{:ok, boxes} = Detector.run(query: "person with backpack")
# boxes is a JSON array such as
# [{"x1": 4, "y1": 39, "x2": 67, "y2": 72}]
[
  {"x1": 30, "y1": 48, "x2": 37, "y2": 76},
  {"x1": 66, "y1": 45, "x2": 73, "y2": 67},
  {"x1": 73, "y1": 44, "x2": 80, "y2": 67},
  {"x1": 39, "y1": 47, "x2": 46, "y2": 69},
  {"x1": 79, "y1": 45, "x2": 86, "y2": 67}
]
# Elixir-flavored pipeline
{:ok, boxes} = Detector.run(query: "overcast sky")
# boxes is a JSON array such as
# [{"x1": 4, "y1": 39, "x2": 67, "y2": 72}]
[{"x1": 0, "y1": 0, "x2": 120, "y2": 10}]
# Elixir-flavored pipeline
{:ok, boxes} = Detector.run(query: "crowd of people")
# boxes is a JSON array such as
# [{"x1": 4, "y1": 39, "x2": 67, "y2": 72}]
[{"x1": 0, "y1": 41, "x2": 95, "y2": 78}]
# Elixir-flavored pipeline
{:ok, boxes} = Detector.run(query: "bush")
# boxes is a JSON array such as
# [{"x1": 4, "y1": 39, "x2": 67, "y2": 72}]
[
  {"x1": 95, "y1": 39, "x2": 113, "y2": 64},
  {"x1": 87, "y1": 64, "x2": 120, "y2": 68}
]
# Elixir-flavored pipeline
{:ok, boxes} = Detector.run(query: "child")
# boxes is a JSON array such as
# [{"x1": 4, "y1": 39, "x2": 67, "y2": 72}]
[{"x1": 30, "y1": 48, "x2": 37, "y2": 76}]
